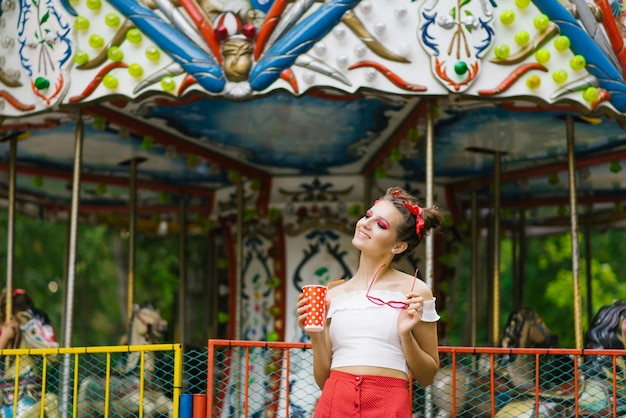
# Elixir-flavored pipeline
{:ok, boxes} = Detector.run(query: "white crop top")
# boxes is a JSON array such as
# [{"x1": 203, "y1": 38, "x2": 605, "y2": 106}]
[
  {"x1": 327, "y1": 290, "x2": 441, "y2": 374},
  {"x1": 328, "y1": 290, "x2": 407, "y2": 373}
]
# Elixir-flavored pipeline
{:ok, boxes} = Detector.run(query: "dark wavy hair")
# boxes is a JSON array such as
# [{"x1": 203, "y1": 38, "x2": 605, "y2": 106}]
[{"x1": 379, "y1": 186, "x2": 444, "y2": 257}]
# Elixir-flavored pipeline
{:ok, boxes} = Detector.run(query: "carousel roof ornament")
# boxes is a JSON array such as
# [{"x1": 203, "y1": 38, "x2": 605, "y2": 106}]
[
  {"x1": 1, "y1": 0, "x2": 624, "y2": 111},
  {"x1": 1, "y1": 0, "x2": 626, "y2": 232}
]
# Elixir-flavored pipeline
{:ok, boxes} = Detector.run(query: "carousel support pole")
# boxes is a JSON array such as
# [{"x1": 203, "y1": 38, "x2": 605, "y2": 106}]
[
  {"x1": 178, "y1": 197, "x2": 187, "y2": 348},
  {"x1": 61, "y1": 212, "x2": 70, "y2": 342},
  {"x1": 425, "y1": 101, "x2": 434, "y2": 289},
  {"x1": 470, "y1": 184, "x2": 478, "y2": 348},
  {"x1": 491, "y1": 151, "x2": 502, "y2": 346},
  {"x1": 512, "y1": 217, "x2": 519, "y2": 311},
  {"x1": 515, "y1": 210, "x2": 527, "y2": 310},
  {"x1": 584, "y1": 205, "x2": 593, "y2": 326},
  {"x1": 121, "y1": 157, "x2": 146, "y2": 326},
  {"x1": 128, "y1": 158, "x2": 138, "y2": 326},
  {"x1": 566, "y1": 115, "x2": 583, "y2": 349},
  {"x1": 2, "y1": 129, "x2": 30, "y2": 318},
  {"x1": 486, "y1": 208, "x2": 494, "y2": 339},
  {"x1": 61, "y1": 115, "x2": 84, "y2": 418},
  {"x1": 235, "y1": 178, "x2": 243, "y2": 340},
  {"x1": 466, "y1": 147, "x2": 506, "y2": 346},
  {"x1": 423, "y1": 100, "x2": 435, "y2": 418},
  {"x1": 4, "y1": 128, "x2": 17, "y2": 320},
  {"x1": 232, "y1": 177, "x2": 244, "y2": 414}
]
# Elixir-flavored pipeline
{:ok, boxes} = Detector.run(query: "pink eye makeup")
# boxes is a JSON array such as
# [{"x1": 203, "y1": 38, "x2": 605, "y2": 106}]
[
  {"x1": 377, "y1": 220, "x2": 390, "y2": 229},
  {"x1": 363, "y1": 209, "x2": 390, "y2": 229}
]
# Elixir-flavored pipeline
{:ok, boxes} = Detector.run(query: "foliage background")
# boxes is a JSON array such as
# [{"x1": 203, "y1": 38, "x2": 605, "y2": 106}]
[
  {"x1": 0, "y1": 211, "x2": 180, "y2": 347},
  {"x1": 444, "y1": 228, "x2": 626, "y2": 348}
]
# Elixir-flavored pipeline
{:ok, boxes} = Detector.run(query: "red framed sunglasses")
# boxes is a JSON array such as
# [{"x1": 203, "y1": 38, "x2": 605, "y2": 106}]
[{"x1": 365, "y1": 265, "x2": 418, "y2": 309}]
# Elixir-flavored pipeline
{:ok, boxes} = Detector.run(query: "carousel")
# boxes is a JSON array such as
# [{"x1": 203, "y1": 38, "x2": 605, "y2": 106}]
[{"x1": 1, "y1": 0, "x2": 626, "y2": 416}]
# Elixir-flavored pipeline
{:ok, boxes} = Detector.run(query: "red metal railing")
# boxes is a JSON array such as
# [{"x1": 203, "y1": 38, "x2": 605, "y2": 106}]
[{"x1": 207, "y1": 340, "x2": 626, "y2": 417}]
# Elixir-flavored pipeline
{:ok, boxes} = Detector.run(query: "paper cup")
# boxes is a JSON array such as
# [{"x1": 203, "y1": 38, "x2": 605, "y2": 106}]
[{"x1": 302, "y1": 285, "x2": 327, "y2": 332}]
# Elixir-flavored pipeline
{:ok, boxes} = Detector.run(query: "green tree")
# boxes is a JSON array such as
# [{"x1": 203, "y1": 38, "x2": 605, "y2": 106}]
[
  {"x1": 0, "y1": 211, "x2": 180, "y2": 346},
  {"x1": 445, "y1": 228, "x2": 626, "y2": 348}
]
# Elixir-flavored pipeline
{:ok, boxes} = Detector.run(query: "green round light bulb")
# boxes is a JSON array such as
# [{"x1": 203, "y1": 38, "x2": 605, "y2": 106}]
[
  {"x1": 494, "y1": 44, "x2": 510, "y2": 59},
  {"x1": 554, "y1": 36, "x2": 570, "y2": 51},
  {"x1": 102, "y1": 74, "x2": 118, "y2": 89},
  {"x1": 128, "y1": 63, "x2": 144, "y2": 77},
  {"x1": 34, "y1": 77, "x2": 50, "y2": 90},
  {"x1": 105, "y1": 13, "x2": 120, "y2": 27},
  {"x1": 454, "y1": 61, "x2": 468, "y2": 75},
  {"x1": 500, "y1": 10, "x2": 515, "y2": 24},
  {"x1": 534, "y1": 14, "x2": 550, "y2": 31},
  {"x1": 526, "y1": 75, "x2": 541, "y2": 89},
  {"x1": 161, "y1": 76, "x2": 176, "y2": 91},
  {"x1": 535, "y1": 48, "x2": 551, "y2": 64},
  {"x1": 126, "y1": 29, "x2": 143, "y2": 44},
  {"x1": 107, "y1": 46, "x2": 124, "y2": 62},
  {"x1": 570, "y1": 55, "x2": 586, "y2": 70},
  {"x1": 514, "y1": 31, "x2": 530, "y2": 46},
  {"x1": 74, "y1": 16, "x2": 90, "y2": 30},
  {"x1": 73, "y1": 50, "x2": 89, "y2": 65},
  {"x1": 552, "y1": 69, "x2": 568, "y2": 83},
  {"x1": 88, "y1": 34, "x2": 104, "y2": 49},
  {"x1": 583, "y1": 87, "x2": 599, "y2": 102},
  {"x1": 145, "y1": 46, "x2": 161, "y2": 61},
  {"x1": 86, "y1": 0, "x2": 101, "y2": 10}
]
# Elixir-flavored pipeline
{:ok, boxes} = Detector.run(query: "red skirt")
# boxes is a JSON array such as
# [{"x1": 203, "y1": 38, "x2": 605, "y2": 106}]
[{"x1": 313, "y1": 370, "x2": 411, "y2": 418}]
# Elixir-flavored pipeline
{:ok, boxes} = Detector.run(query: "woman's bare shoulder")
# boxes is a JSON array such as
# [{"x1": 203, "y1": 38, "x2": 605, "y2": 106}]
[
  {"x1": 414, "y1": 280, "x2": 434, "y2": 298},
  {"x1": 399, "y1": 271, "x2": 434, "y2": 297},
  {"x1": 327, "y1": 281, "x2": 346, "y2": 296},
  {"x1": 328, "y1": 278, "x2": 362, "y2": 298}
]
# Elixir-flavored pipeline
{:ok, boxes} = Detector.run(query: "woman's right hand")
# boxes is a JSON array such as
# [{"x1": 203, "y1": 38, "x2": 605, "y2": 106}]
[{"x1": 297, "y1": 293, "x2": 331, "y2": 338}]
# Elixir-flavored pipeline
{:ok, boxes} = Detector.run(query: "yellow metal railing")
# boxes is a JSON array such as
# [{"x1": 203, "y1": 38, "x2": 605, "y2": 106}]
[{"x1": 0, "y1": 344, "x2": 182, "y2": 418}]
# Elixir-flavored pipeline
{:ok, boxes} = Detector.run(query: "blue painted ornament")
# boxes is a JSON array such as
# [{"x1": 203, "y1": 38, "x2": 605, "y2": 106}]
[{"x1": 250, "y1": 0, "x2": 274, "y2": 14}]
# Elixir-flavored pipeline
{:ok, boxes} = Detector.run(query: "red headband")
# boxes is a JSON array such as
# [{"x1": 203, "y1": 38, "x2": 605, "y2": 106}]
[
  {"x1": 402, "y1": 201, "x2": 425, "y2": 238},
  {"x1": 377, "y1": 192, "x2": 426, "y2": 238}
]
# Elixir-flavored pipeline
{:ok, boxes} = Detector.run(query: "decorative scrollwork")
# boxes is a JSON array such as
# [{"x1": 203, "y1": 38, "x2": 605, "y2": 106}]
[{"x1": 279, "y1": 178, "x2": 353, "y2": 202}]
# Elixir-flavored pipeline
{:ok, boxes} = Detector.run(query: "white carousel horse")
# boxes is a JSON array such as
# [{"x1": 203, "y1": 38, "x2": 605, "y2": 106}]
[
  {"x1": 497, "y1": 300, "x2": 626, "y2": 417},
  {"x1": 430, "y1": 308, "x2": 559, "y2": 417},
  {"x1": 0, "y1": 310, "x2": 60, "y2": 418},
  {"x1": 76, "y1": 302, "x2": 172, "y2": 418}
]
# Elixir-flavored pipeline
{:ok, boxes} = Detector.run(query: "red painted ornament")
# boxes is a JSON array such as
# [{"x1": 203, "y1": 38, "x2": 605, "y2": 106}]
[
  {"x1": 242, "y1": 24, "x2": 256, "y2": 40},
  {"x1": 215, "y1": 25, "x2": 229, "y2": 42},
  {"x1": 215, "y1": 11, "x2": 243, "y2": 41}
]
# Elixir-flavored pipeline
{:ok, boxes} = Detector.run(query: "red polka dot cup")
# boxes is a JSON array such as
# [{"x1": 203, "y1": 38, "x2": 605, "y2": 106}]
[{"x1": 302, "y1": 285, "x2": 328, "y2": 332}]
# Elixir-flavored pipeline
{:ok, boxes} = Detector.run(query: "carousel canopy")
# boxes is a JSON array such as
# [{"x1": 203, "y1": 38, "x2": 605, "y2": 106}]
[{"x1": 1, "y1": 0, "x2": 626, "y2": 233}]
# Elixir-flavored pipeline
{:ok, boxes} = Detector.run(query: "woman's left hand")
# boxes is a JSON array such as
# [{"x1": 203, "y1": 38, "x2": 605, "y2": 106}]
[{"x1": 397, "y1": 292, "x2": 424, "y2": 335}]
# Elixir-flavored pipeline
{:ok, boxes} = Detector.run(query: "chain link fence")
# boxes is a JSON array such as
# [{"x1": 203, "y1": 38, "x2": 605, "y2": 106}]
[
  {"x1": 3, "y1": 342, "x2": 625, "y2": 417},
  {"x1": 207, "y1": 341, "x2": 626, "y2": 418}
]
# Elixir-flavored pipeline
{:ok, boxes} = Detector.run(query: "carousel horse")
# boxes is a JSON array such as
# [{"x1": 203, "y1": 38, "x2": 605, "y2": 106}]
[
  {"x1": 430, "y1": 308, "x2": 559, "y2": 418},
  {"x1": 0, "y1": 310, "x2": 60, "y2": 418},
  {"x1": 497, "y1": 300, "x2": 626, "y2": 417},
  {"x1": 76, "y1": 302, "x2": 173, "y2": 418}
]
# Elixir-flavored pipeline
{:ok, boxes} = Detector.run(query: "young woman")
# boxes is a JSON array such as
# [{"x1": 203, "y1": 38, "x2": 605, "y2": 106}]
[{"x1": 297, "y1": 186, "x2": 443, "y2": 417}]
